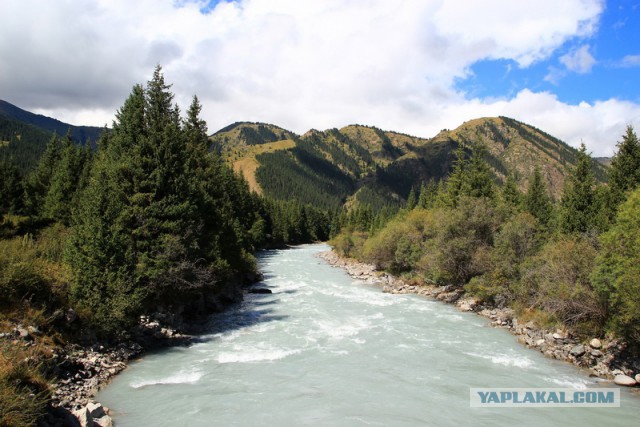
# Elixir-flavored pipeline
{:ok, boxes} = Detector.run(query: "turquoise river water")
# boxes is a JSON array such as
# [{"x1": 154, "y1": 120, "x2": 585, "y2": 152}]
[{"x1": 98, "y1": 244, "x2": 639, "y2": 426}]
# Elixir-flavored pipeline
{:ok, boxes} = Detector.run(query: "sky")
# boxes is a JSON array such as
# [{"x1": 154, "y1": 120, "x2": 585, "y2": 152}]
[{"x1": 1, "y1": 0, "x2": 639, "y2": 156}]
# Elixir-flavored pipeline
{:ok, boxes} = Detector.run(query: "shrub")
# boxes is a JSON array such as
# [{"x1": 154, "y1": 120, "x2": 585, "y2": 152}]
[
  {"x1": 593, "y1": 187, "x2": 640, "y2": 344},
  {"x1": 521, "y1": 237, "x2": 605, "y2": 334}
]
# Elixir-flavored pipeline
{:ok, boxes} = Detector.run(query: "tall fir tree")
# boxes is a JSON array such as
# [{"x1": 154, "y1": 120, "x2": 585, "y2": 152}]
[
  {"x1": 501, "y1": 173, "x2": 521, "y2": 209},
  {"x1": 607, "y1": 126, "x2": 640, "y2": 212},
  {"x1": 523, "y1": 166, "x2": 552, "y2": 226},
  {"x1": 559, "y1": 143, "x2": 598, "y2": 234},
  {"x1": 66, "y1": 66, "x2": 259, "y2": 334}
]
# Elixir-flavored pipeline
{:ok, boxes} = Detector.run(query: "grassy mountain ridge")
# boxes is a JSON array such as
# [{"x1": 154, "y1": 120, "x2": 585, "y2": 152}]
[{"x1": 212, "y1": 117, "x2": 600, "y2": 211}]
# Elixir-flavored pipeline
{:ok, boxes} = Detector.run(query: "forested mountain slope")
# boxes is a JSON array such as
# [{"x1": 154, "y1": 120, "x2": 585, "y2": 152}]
[{"x1": 211, "y1": 117, "x2": 606, "y2": 211}]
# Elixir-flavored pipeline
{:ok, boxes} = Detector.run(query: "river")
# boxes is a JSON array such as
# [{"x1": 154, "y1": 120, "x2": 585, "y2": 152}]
[{"x1": 98, "y1": 244, "x2": 639, "y2": 426}]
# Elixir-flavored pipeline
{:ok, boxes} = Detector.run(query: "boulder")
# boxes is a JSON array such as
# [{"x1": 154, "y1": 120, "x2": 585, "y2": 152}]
[
  {"x1": 525, "y1": 321, "x2": 536, "y2": 330},
  {"x1": 73, "y1": 407, "x2": 93, "y2": 427},
  {"x1": 569, "y1": 344, "x2": 586, "y2": 357},
  {"x1": 636, "y1": 374, "x2": 640, "y2": 384},
  {"x1": 614, "y1": 374, "x2": 637, "y2": 387},
  {"x1": 589, "y1": 338, "x2": 602, "y2": 349},
  {"x1": 94, "y1": 415, "x2": 113, "y2": 427},
  {"x1": 590, "y1": 350, "x2": 603, "y2": 358},
  {"x1": 86, "y1": 402, "x2": 105, "y2": 419}
]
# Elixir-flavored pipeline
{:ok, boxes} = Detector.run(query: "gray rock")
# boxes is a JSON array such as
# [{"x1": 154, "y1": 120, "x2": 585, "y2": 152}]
[
  {"x1": 94, "y1": 415, "x2": 113, "y2": 427},
  {"x1": 525, "y1": 321, "x2": 536, "y2": 330},
  {"x1": 636, "y1": 374, "x2": 640, "y2": 384},
  {"x1": 535, "y1": 339, "x2": 545, "y2": 346},
  {"x1": 589, "y1": 338, "x2": 602, "y2": 349},
  {"x1": 73, "y1": 407, "x2": 93, "y2": 427},
  {"x1": 86, "y1": 402, "x2": 105, "y2": 418},
  {"x1": 552, "y1": 332, "x2": 563, "y2": 340},
  {"x1": 570, "y1": 344, "x2": 586, "y2": 357},
  {"x1": 590, "y1": 349, "x2": 603, "y2": 358},
  {"x1": 614, "y1": 374, "x2": 637, "y2": 387}
]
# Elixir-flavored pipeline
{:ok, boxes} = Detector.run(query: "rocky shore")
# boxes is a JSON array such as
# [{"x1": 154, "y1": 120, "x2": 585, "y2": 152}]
[
  {"x1": 1, "y1": 275, "x2": 262, "y2": 426},
  {"x1": 318, "y1": 250, "x2": 640, "y2": 389}
]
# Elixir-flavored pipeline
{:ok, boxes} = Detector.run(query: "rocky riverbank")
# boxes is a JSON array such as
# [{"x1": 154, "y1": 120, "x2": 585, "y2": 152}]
[
  {"x1": 1, "y1": 275, "x2": 262, "y2": 426},
  {"x1": 318, "y1": 250, "x2": 640, "y2": 389}
]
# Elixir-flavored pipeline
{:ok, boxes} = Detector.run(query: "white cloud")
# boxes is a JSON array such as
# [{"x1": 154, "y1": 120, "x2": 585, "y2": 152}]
[
  {"x1": 559, "y1": 44, "x2": 596, "y2": 73},
  {"x1": 619, "y1": 54, "x2": 640, "y2": 68},
  {"x1": 3, "y1": 0, "x2": 638, "y2": 156}
]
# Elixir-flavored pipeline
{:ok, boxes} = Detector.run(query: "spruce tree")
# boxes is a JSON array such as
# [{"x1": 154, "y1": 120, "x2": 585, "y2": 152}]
[
  {"x1": 501, "y1": 173, "x2": 521, "y2": 209},
  {"x1": 523, "y1": 166, "x2": 552, "y2": 226},
  {"x1": 608, "y1": 126, "x2": 640, "y2": 208},
  {"x1": 406, "y1": 186, "x2": 417, "y2": 210},
  {"x1": 0, "y1": 157, "x2": 24, "y2": 215},
  {"x1": 559, "y1": 143, "x2": 597, "y2": 234}
]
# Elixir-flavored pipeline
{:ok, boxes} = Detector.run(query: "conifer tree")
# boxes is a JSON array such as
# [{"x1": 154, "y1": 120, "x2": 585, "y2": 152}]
[
  {"x1": 66, "y1": 66, "x2": 253, "y2": 333},
  {"x1": 501, "y1": 173, "x2": 521, "y2": 209},
  {"x1": 0, "y1": 157, "x2": 24, "y2": 215},
  {"x1": 608, "y1": 126, "x2": 640, "y2": 209},
  {"x1": 24, "y1": 133, "x2": 63, "y2": 215},
  {"x1": 523, "y1": 166, "x2": 552, "y2": 226},
  {"x1": 406, "y1": 186, "x2": 417, "y2": 210},
  {"x1": 559, "y1": 143, "x2": 597, "y2": 234},
  {"x1": 461, "y1": 143, "x2": 494, "y2": 200}
]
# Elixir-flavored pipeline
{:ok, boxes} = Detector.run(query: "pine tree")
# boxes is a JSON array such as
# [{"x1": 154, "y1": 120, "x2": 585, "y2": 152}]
[
  {"x1": 523, "y1": 166, "x2": 552, "y2": 226},
  {"x1": 67, "y1": 67, "x2": 237, "y2": 333},
  {"x1": 501, "y1": 173, "x2": 521, "y2": 209},
  {"x1": 24, "y1": 133, "x2": 63, "y2": 215},
  {"x1": 608, "y1": 126, "x2": 640, "y2": 209},
  {"x1": 461, "y1": 143, "x2": 494, "y2": 200},
  {"x1": 406, "y1": 186, "x2": 417, "y2": 210},
  {"x1": 42, "y1": 132, "x2": 87, "y2": 224},
  {"x1": 0, "y1": 157, "x2": 24, "y2": 215},
  {"x1": 559, "y1": 143, "x2": 597, "y2": 234}
]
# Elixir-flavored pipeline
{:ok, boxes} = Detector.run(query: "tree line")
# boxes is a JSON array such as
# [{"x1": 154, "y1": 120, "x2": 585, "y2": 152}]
[
  {"x1": 332, "y1": 127, "x2": 640, "y2": 348},
  {"x1": 0, "y1": 67, "x2": 329, "y2": 337}
]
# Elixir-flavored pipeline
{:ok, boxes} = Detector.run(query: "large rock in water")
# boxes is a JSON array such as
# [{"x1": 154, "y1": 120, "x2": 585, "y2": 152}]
[{"x1": 614, "y1": 374, "x2": 637, "y2": 387}]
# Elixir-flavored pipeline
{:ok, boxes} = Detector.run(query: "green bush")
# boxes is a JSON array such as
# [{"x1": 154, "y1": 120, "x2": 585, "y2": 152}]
[
  {"x1": 521, "y1": 237, "x2": 604, "y2": 334},
  {"x1": 593, "y1": 187, "x2": 640, "y2": 344}
]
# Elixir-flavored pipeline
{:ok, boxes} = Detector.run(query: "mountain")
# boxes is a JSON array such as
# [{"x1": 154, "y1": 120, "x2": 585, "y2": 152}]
[
  {"x1": 211, "y1": 117, "x2": 607, "y2": 211},
  {"x1": 0, "y1": 100, "x2": 104, "y2": 144},
  {"x1": 0, "y1": 99, "x2": 105, "y2": 170}
]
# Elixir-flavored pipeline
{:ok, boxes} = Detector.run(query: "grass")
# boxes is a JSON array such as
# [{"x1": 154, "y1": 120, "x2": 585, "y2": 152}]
[
  {"x1": 0, "y1": 341, "x2": 52, "y2": 427},
  {"x1": 231, "y1": 139, "x2": 296, "y2": 193}
]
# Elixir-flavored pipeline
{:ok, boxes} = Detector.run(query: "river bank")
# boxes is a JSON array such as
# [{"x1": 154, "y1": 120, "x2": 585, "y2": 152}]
[
  {"x1": 7, "y1": 275, "x2": 261, "y2": 427},
  {"x1": 318, "y1": 249, "x2": 640, "y2": 389}
]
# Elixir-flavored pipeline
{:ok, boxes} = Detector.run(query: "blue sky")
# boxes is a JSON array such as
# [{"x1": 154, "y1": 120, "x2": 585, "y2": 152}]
[
  {"x1": 1, "y1": 0, "x2": 639, "y2": 156},
  {"x1": 457, "y1": 1, "x2": 640, "y2": 105}
]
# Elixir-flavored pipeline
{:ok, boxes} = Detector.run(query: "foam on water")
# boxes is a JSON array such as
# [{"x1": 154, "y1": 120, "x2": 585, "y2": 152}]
[
  {"x1": 129, "y1": 370, "x2": 203, "y2": 388},
  {"x1": 98, "y1": 244, "x2": 640, "y2": 426},
  {"x1": 217, "y1": 346, "x2": 301, "y2": 363},
  {"x1": 464, "y1": 351, "x2": 536, "y2": 369}
]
